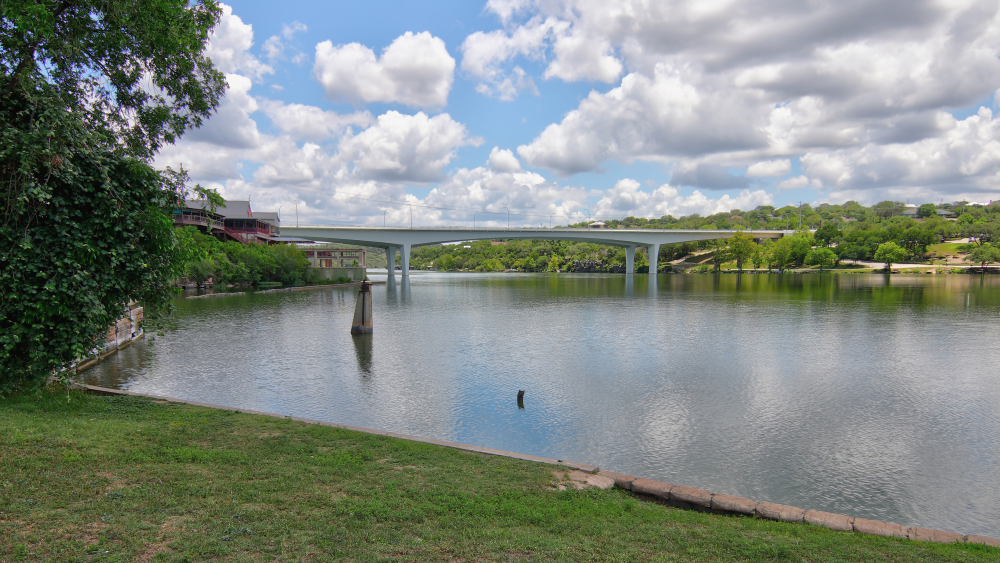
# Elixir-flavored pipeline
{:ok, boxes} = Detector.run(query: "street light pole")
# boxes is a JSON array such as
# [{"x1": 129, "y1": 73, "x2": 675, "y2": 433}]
[
  {"x1": 503, "y1": 206, "x2": 509, "y2": 229},
  {"x1": 409, "y1": 205, "x2": 413, "y2": 229},
  {"x1": 474, "y1": 210, "x2": 479, "y2": 228}
]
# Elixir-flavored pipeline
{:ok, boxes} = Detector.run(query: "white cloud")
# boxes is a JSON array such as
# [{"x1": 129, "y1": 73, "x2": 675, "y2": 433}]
[
  {"x1": 313, "y1": 32, "x2": 455, "y2": 108},
  {"x1": 747, "y1": 159, "x2": 791, "y2": 177},
  {"x1": 461, "y1": 16, "x2": 564, "y2": 99},
  {"x1": 593, "y1": 178, "x2": 774, "y2": 218},
  {"x1": 517, "y1": 65, "x2": 767, "y2": 174},
  {"x1": 776, "y1": 175, "x2": 820, "y2": 191},
  {"x1": 204, "y1": 4, "x2": 272, "y2": 78},
  {"x1": 263, "y1": 21, "x2": 308, "y2": 62},
  {"x1": 803, "y1": 108, "x2": 1000, "y2": 200},
  {"x1": 482, "y1": 0, "x2": 1000, "y2": 199},
  {"x1": 336, "y1": 111, "x2": 482, "y2": 182},
  {"x1": 486, "y1": 0, "x2": 534, "y2": 24},
  {"x1": 260, "y1": 100, "x2": 372, "y2": 141},
  {"x1": 488, "y1": 147, "x2": 522, "y2": 172},
  {"x1": 183, "y1": 74, "x2": 261, "y2": 149}
]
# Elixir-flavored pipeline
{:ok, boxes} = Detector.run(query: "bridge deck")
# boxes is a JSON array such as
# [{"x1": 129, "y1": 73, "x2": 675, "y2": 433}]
[{"x1": 281, "y1": 226, "x2": 790, "y2": 275}]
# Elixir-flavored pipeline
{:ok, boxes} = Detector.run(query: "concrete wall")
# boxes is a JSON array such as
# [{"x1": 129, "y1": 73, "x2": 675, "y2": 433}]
[{"x1": 311, "y1": 266, "x2": 366, "y2": 281}]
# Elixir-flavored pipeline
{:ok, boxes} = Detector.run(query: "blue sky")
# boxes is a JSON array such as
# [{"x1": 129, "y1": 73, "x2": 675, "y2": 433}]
[{"x1": 156, "y1": 1, "x2": 1000, "y2": 226}]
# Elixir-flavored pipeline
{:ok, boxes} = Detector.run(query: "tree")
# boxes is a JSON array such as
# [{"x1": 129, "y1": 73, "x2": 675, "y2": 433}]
[
  {"x1": 770, "y1": 237, "x2": 794, "y2": 272},
  {"x1": 710, "y1": 247, "x2": 731, "y2": 271},
  {"x1": 872, "y1": 201, "x2": 904, "y2": 219},
  {"x1": 917, "y1": 203, "x2": 937, "y2": 218},
  {"x1": 813, "y1": 223, "x2": 841, "y2": 247},
  {"x1": 1, "y1": 1, "x2": 225, "y2": 391},
  {"x1": 805, "y1": 248, "x2": 837, "y2": 271},
  {"x1": 726, "y1": 231, "x2": 756, "y2": 272},
  {"x1": 965, "y1": 243, "x2": 1000, "y2": 272},
  {"x1": 186, "y1": 258, "x2": 217, "y2": 288},
  {"x1": 874, "y1": 241, "x2": 907, "y2": 271}
]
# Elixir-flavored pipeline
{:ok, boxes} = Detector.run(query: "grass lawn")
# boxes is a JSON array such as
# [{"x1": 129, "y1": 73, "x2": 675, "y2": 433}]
[{"x1": 2, "y1": 390, "x2": 997, "y2": 562}]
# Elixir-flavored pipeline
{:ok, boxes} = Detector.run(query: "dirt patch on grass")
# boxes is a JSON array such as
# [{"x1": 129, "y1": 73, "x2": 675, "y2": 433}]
[
  {"x1": 137, "y1": 540, "x2": 173, "y2": 562},
  {"x1": 258, "y1": 431, "x2": 282, "y2": 438}
]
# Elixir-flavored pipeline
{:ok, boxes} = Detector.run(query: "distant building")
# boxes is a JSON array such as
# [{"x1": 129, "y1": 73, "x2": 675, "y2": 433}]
[
  {"x1": 303, "y1": 245, "x2": 367, "y2": 281},
  {"x1": 899, "y1": 204, "x2": 919, "y2": 218},
  {"x1": 588, "y1": 221, "x2": 607, "y2": 229},
  {"x1": 176, "y1": 200, "x2": 311, "y2": 245}
]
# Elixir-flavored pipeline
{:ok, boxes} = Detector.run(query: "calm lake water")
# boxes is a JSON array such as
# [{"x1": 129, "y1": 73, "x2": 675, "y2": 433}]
[{"x1": 79, "y1": 272, "x2": 1000, "y2": 536}]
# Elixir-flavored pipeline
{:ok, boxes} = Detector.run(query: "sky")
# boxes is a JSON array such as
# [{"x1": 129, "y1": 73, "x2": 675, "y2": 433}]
[{"x1": 155, "y1": 0, "x2": 1000, "y2": 228}]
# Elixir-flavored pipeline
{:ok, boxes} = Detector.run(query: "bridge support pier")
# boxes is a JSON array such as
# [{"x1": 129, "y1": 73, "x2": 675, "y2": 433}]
[
  {"x1": 386, "y1": 245, "x2": 397, "y2": 275},
  {"x1": 401, "y1": 243, "x2": 411, "y2": 276},
  {"x1": 625, "y1": 245, "x2": 635, "y2": 274},
  {"x1": 647, "y1": 243, "x2": 660, "y2": 274}
]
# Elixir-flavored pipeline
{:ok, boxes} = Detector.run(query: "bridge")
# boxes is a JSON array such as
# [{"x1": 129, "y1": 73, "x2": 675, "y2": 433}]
[{"x1": 280, "y1": 226, "x2": 791, "y2": 275}]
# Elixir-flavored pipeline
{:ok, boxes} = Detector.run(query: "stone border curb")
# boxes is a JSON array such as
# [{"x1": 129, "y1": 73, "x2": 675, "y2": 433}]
[
  {"x1": 75, "y1": 384, "x2": 999, "y2": 549},
  {"x1": 74, "y1": 384, "x2": 598, "y2": 474}
]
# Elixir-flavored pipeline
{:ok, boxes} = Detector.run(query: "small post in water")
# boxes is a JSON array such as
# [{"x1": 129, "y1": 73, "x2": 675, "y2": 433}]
[
  {"x1": 351, "y1": 281, "x2": 373, "y2": 334},
  {"x1": 517, "y1": 390, "x2": 525, "y2": 409}
]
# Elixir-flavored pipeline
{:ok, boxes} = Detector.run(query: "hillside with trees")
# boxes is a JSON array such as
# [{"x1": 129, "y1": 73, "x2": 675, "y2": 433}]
[{"x1": 401, "y1": 201, "x2": 999, "y2": 273}]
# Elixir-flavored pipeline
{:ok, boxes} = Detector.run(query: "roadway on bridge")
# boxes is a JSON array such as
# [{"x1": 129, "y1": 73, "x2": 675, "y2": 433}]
[{"x1": 281, "y1": 226, "x2": 790, "y2": 275}]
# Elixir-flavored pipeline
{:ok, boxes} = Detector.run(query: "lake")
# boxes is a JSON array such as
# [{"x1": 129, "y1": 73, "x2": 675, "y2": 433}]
[{"x1": 78, "y1": 272, "x2": 1000, "y2": 536}]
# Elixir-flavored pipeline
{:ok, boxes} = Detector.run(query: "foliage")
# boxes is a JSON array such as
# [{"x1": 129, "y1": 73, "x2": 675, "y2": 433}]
[
  {"x1": 874, "y1": 242, "x2": 907, "y2": 271},
  {"x1": 918, "y1": 203, "x2": 938, "y2": 218},
  {"x1": 965, "y1": 243, "x2": 1000, "y2": 270},
  {"x1": 726, "y1": 231, "x2": 757, "y2": 272},
  {"x1": 175, "y1": 228, "x2": 311, "y2": 287},
  {"x1": 1, "y1": 154, "x2": 182, "y2": 393},
  {"x1": 805, "y1": 248, "x2": 838, "y2": 271},
  {"x1": 813, "y1": 223, "x2": 841, "y2": 246},
  {"x1": 1, "y1": 0, "x2": 226, "y2": 159},
  {"x1": 0, "y1": 0, "x2": 224, "y2": 391}
]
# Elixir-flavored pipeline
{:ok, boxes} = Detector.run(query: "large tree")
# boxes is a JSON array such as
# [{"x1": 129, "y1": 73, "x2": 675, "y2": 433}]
[
  {"x1": 725, "y1": 231, "x2": 756, "y2": 272},
  {"x1": 1, "y1": 0, "x2": 225, "y2": 392}
]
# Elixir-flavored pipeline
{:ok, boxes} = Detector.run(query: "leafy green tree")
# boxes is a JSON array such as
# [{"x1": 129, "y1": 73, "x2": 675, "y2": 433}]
[
  {"x1": 749, "y1": 244, "x2": 766, "y2": 270},
  {"x1": 813, "y1": 223, "x2": 841, "y2": 246},
  {"x1": 917, "y1": 203, "x2": 938, "y2": 218},
  {"x1": 770, "y1": 237, "x2": 794, "y2": 272},
  {"x1": 1, "y1": 1, "x2": 225, "y2": 391},
  {"x1": 805, "y1": 248, "x2": 837, "y2": 271},
  {"x1": 726, "y1": 231, "x2": 756, "y2": 272},
  {"x1": 874, "y1": 241, "x2": 907, "y2": 271},
  {"x1": 480, "y1": 258, "x2": 504, "y2": 272},
  {"x1": 186, "y1": 258, "x2": 217, "y2": 288},
  {"x1": 710, "y1": 247, "x2": 731, "y2": 271},
  {"x1": 872, "y1": 201, "x2": 904, "y2": 219},
  {"x1": 783, "y1": 235, "x2": 813, "y2": 266},
  {"x1": 965, "y1": 243, "x2": 1000, "y2": 271}
]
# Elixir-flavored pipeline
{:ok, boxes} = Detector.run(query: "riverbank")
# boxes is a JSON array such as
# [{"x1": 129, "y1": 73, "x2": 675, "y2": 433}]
[{"x1": 2, "y1": 390, "x2": 995, "y2": 562}]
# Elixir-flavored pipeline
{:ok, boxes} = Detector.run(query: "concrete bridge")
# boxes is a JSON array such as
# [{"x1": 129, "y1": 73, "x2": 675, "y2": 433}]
[{"x1": 281, "y1": 226, "x2": 791, "y2": 275}]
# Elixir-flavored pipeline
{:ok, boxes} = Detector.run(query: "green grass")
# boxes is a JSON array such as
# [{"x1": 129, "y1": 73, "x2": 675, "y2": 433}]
[
  {"x1": 927, "y1": 243, "x2": 968, "y2": 255},
  {"x1": 2, "y1": 391, "x2": 996, "y2": 562}
]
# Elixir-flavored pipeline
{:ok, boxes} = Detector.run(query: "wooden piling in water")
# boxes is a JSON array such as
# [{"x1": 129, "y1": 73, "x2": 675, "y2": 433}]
[{"x1": 351, "y1": 281, "x2": 373, "y2": 334}]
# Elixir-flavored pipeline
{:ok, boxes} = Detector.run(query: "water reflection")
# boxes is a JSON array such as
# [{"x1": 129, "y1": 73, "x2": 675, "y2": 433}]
[
  {"x1": 352, "y1": 333, "x2": 373, "y2": 377},
  {"x1": 79, "y1": 273, "x2": 1000, "y2": 536}
]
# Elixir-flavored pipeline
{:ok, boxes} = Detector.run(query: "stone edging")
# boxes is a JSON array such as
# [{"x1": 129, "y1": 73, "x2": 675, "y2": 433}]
[
  {"x1": 75, "y1": 384, "x2": 998, "y2": 549},
  {"x1": 187, "y1": 281, "x2": 387, "y2": 298},
  {"x1": 600, "y1": 472, "x2": 998, "y2": 547}
]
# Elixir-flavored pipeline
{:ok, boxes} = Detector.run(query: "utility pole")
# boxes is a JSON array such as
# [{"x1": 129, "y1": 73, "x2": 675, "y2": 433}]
[{"x1": 295, "y1": 203, "x2": 298, "y2": 227}]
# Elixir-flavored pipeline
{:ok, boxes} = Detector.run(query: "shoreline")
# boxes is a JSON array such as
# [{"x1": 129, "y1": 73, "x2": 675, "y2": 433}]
[{"x1": 70, "y1": 383, "x2": 1000, "y2": 549}]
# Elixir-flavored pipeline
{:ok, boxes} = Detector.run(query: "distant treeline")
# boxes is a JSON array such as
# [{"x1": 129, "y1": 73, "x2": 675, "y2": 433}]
[{"x1": 403, "y1": 200, "x2": 1000, "y2": 272}]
